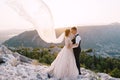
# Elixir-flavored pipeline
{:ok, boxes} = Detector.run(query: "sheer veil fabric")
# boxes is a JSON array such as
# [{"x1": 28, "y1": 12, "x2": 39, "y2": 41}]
[
  {"x1": 1, "y1": 0, "x2": 80, "y2": 79},
  {"x1": 5, "y1": 0, "x2": 64, "y2": 43}
]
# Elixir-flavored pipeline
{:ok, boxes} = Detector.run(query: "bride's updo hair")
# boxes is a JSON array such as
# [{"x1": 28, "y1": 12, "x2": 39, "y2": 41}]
[{"x1": 65, "y1": 29, "x2": 70, "y2": 37}]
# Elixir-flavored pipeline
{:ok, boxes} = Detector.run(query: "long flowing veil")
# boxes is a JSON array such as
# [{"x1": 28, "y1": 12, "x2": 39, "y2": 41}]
[{"x1": 4, "y1": 0, "x2": 64, "y2": 43}]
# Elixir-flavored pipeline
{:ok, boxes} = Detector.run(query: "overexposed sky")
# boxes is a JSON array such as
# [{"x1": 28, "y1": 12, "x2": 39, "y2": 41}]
[{"x1": 0, "y1": 0, "x2": 120, "y2": 30}]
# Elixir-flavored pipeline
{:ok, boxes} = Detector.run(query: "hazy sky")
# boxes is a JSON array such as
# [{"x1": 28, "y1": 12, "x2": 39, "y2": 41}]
[{"x1": 0, "y1": 0, "x2": 120, "y2": 30}]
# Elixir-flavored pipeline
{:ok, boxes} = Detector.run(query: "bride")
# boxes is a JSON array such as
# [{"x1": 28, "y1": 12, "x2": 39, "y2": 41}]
[{"x1": 47, "y1": 29, "x2": 79, "y2": 79}]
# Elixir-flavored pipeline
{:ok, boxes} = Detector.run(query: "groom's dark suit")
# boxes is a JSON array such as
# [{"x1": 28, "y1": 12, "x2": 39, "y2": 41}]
[{"x1": 72, "y1": 34, "x2": 81, "y2": 75}]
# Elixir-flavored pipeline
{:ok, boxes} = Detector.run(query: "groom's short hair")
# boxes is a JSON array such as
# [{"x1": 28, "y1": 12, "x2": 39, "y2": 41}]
[{"x1": 71, "y1": 27, "x2": 77, "y2": 31}]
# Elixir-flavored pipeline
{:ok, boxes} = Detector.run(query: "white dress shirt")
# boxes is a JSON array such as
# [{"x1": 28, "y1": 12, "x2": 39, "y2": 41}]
[
  {"x1": 74, "y1": 33, "x2": 81, "y2": 48},
  {"x1": 75, "y1": 34, "x2": 81, "y2": 44}
]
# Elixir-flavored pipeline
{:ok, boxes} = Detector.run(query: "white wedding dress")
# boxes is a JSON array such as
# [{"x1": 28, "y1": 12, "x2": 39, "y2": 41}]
[{"x1": 47, "y1": 37, "x2": 79, "y2": 79}]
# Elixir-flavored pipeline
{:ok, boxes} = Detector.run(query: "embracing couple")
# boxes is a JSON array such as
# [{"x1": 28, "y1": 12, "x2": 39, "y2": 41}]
[{"x1": 47, "y1": 27, "x2": 81, "y2": 80}]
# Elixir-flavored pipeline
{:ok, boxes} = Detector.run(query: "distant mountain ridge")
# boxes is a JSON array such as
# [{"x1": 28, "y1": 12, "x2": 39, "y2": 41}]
[
  {"x1": 3, "y1": 30, "x2": 52, "y2": 48},
  {"x1": 0, "y1": 29, "x2": 27, "y2": 44},
  {"x1": 3, "y1": 23, "x2": 120, "y2": 58}
]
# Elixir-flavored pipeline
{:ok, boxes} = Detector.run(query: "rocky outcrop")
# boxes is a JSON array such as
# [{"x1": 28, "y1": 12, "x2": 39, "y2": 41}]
[{"x1": 0, "y1": 45, "x2": 120, "y2": 80}]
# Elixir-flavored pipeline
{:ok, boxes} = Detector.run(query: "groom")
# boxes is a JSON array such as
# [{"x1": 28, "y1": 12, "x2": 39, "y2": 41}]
[{"x1": 71, "y1": 27, "x2": 81, "y2": 75}]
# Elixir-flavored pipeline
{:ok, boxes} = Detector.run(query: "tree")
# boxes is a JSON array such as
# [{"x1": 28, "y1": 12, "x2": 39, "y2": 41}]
[{"x1": 110, "y1": 68, "x2": 120, "y2": 78}]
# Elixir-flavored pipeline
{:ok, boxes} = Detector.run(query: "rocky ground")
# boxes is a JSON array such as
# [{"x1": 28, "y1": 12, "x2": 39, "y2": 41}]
[{"x1": 0, "y1": 45, "x2": 120, "y2": 80}]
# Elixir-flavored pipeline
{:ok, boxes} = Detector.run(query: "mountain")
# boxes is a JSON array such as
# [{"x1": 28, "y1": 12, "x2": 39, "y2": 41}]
[
  {"x1": 0, "y1": 29, "x2": 27, "y2": 44},
  {"x1": 0, "y1": 45, "x2": 119, "y2": 80},
  {"x1": 3, "y1": 23, "x2": 120, "y2": 58},
  {"x1": 3, "y1": 30, "x2": 54, "y2": 48}
]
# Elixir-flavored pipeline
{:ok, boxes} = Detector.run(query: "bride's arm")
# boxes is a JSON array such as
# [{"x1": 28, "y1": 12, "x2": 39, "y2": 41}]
[
  {"x1": 67, "y1": 41, "x2": 78, "y2": 48},
  {"x1": 72, "y1": 44, "x2": 79, "y2": 48},
  {"x1": 68, "y1": 44, "x2": 79, "y2": 48},
  {"x1": 65, "y1": 38, "x2": 78, "y2": 48}
]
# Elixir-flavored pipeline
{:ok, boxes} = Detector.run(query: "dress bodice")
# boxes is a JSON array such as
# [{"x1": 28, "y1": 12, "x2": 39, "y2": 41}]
[{"x1": 65, "y1": 37, "x2": 72, "y2": 47}]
